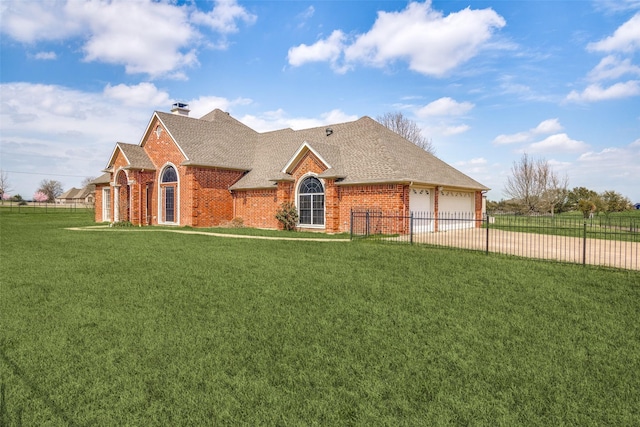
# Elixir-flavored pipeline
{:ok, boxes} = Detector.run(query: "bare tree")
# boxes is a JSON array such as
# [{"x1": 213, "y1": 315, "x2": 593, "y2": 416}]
[
  {"x1": 81, "y1": 176, "x2": 96, "y2": 188},
  {"x1": 376, "y1": 111, "x2": 436, "y2": 155},
  {"x1": 38, "y1": 179, "x2": 64, "y2": 203},
  {"x1": 0, "y1": 169, "x2": 12, "y2": 198},
  {"x1": 504, "y1": 153, "x2": 568, "y2": 215}
]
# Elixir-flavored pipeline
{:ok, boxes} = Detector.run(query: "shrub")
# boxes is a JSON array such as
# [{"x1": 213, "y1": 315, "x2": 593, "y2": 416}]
[
  {"x1": 275, "y1": 202, "x2": 298, "y2": 231},
  {"x1": 111, "y1": 221, "x2": 133, "y2": 227}
]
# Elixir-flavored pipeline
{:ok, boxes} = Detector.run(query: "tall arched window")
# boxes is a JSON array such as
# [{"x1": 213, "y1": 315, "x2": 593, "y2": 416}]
[
  {"x1": 298, "y1": 176, "x2": 324, "y2": 226},
  {"x1": 161, "y1": 166, "x2": 178, "y2": 223}
]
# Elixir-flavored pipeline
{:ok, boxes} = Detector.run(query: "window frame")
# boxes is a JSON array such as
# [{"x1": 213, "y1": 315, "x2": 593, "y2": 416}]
[
  {"x1": 158, "y1": 164, "x2": 179, "y2": 225},
  {"x1": 297, "y1": 175, "x2": 325, "y2": 228},
  {"x1": 102, "y1": 187, "x2": 111, "y2": 222}
]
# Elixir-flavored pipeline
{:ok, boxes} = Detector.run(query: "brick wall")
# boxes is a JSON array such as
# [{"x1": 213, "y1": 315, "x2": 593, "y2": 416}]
[
  {"x1": 189, "y1": 167, "x2": 245, "y2": 227},
  {"x1": 336, "y1": 184, "x2": 408, "y2": 233},
  {"x1": 233, "y1": 188, "x2": 279, "y2": 229},
  {"x1": 94, "y1": 184, "x2": 106, "y2": 223}
]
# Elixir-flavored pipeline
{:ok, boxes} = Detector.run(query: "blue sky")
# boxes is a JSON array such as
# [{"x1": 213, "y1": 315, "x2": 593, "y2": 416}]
[{"x1": 1, "y1": 0, "x2": 639, "y2": 202}]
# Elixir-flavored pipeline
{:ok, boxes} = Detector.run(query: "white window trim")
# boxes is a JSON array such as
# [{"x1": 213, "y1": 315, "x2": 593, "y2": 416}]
[
  {"x1": 158, "y1": 163, "x2": 180, "y2": 225},
  {"x1": 295, "y1": 173, "x2": 325, "y2": 229},
  {"x1": 102, "y1": 187, "x2": 111, "y2": 222}
]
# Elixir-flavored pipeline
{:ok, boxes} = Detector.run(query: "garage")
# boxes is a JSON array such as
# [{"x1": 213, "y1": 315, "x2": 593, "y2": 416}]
[
  {"x1": 437, "y1": 190, "x2": 475, "y2": 230},
  {"x1": 409, "y1": 187, "x2": 434, "y2": 232}
]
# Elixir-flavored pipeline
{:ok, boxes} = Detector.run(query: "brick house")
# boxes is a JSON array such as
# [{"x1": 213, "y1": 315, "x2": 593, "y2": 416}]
[{"x1": 93, "y1": 104, "x2": 489, "y2": 233}]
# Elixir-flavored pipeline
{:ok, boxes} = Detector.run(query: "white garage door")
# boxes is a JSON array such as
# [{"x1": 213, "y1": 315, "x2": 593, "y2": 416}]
[
  {"x1": 409, "y1": 187, "x2": 433, "y2": 232},
  {"x1": 438, "y1": 190, "x2": 475, "y2": 230}
]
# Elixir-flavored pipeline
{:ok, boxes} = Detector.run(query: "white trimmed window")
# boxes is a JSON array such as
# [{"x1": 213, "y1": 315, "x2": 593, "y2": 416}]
[
  {"x1": 298, "y1": 176, "x2": 324, "y2": 226},
  {"x1": 102, "y1": 188, "x2": 111, "y2": 222},
  {"x1": 160, "y1": 166, "x2": 178, "y2": 223}
]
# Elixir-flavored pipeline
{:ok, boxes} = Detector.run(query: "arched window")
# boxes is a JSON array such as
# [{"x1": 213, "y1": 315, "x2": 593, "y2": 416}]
[
  {"x1": 162, "y1": 166, "x2": 177, "y2": 183},
  {"x1": 298, "y1": 176, "x2": 324, "y2": 226},
  {"x1": 160, "y1": 166, "x2": 178, "y2": 223}
]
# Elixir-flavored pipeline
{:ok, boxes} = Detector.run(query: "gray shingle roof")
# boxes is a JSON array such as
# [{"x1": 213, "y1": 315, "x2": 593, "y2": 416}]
[
  {"x1": 117, "y1": 109, "x2": 489, "y2": 192},
  {"x1": 91, "y1": 172, "x2": 111, "y2": 185},
  {"x1": 156, "y1": 110, "x2": 257, "y2": 170},
  {"x1": 117, "y1": 143, "x2": 155, "y2": 170}
]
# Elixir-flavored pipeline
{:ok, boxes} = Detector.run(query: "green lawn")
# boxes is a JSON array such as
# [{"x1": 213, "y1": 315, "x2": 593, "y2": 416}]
[
  {"x1": 1, "y1": 210, "x2": 639, "y2": 425},
  {"x1": 487, "y1": 210, "x2": 640, "y2": 242}
]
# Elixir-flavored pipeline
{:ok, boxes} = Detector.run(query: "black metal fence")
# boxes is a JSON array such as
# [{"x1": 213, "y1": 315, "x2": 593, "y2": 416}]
[
  {"x1": 350, "y1": 210, "x2": 639, "y2": 270},
  {"x1": 0, "y1": 201, "x2": 93, "y2": 212}
]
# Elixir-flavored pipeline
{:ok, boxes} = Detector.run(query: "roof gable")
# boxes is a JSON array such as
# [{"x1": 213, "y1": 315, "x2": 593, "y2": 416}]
[
  {"x1": 140, "y1": 113, "x2": 189, "y2": 161},
  {"x1": 105, "y1": 143, "x2": 155, "y2": 171},
  {"x1": 282, "y1": 142, "x2": 332, "y2": 173}
]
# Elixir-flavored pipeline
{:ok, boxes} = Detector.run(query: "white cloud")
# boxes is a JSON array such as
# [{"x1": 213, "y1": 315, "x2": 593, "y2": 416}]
[
  {"x1": 441, "y1": 124, "x2": 471, "y2": 136},
  {"x1": 566, "y1": 80, "x2": 640, "y2": 102},
  {"x1": 296, "y1": 6, "x2": 315, "y2": 22},
  {"x1": 587, "y1": 55, "x2": 640, "y2": 81},
  {"x1": 587, "y1": 12, "x2": 640, "y2": 53},
  {"x1": 188, "y1": 96, "x2": 253, "y2": 119},
  {"x1": 288, "y1": 1, "x2": 505, "y2": 76},
  {"x1": 191, "y1": 0, "x2": 257, "y2": 34},
  {"x1": 103, "y1": 83, "x2": 171, "y2": 107},
  {"x1": 572, "y1": 141, "x2": 640, "y2": 197},
  {"x1": 0, "y1": 82, "x2": 153, "y2": 196},
  {"x1": 33, "y1": 51, "x2": 57, "y2": 60},
  {"x1": 527, "y1": 133, "x2": 589, "y2": 153},
  {"x1": 532, "y1": 118, "x2": 563, "y2": 135},
  {"x1": 287, "y1": 30, "x2": 346, "y2": 70},
  {"x1": 571, "y1": 14, "x2": 640, "y2": 103},
  {"x1": 493, "y1": 132, "x2": 531, "y2": 145},
  {"x1": 0, "y1": 0, "x2": 255, "y2": 78},
  {"x1": 0, "y1": 1, "x2": 83, "y2": 43},
  {"x1": 493, "y1": 118, "x2": 562, "y2": 145},
  {"x1": 417, "y1": 97, "x2": 474, "y2": 117},
  {"x1": 594, "y1": 0, "x2": 640, "y2": 13},
  {"x1": 71, "y1": 1, "x2": 198, "y2": 77},
  {"x1": 240, "y1": 109, "x2": 358, "y2": 132}
]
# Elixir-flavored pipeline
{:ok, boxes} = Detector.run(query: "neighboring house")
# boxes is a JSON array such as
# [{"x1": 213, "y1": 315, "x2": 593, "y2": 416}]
[
  {"x1": 94, "y1": 104, "x2": 489, "y2": 233},
  {"x1": 56, "y1": 186, "x2": 94, "y2": 205}
]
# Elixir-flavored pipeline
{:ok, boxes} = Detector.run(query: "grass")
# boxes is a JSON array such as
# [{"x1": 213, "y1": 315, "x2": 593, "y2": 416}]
[
  {"x1": 487, "y1": 210, "x2": 640, "y2": 242},
  {"x1": 1, "y1": 210, "x2": 639, "y2": 425}
]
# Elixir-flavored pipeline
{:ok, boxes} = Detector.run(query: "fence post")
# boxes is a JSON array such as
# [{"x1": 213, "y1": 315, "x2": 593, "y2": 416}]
[
  {"x1": 583, "y1": 220, "x2": 587, "y2": 266},
  {"x1": 410, "y1": 212, "x2": 413, "y2": 245},
  {"x1": 350, "y1": 209, "x2": 353, "y2": 240},
  {"x1": 485, "y1": 214, "x2": 489, "y2": 255},
  {"x1": 366, "y1": 211, "x2": 370, "y2": 236}
]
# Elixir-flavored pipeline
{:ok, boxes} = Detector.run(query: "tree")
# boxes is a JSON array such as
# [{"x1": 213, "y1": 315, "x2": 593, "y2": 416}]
[
  {"x1": 503, "y1": 153, "x2": 568, "y2": 215},
  {"x1": 81, "y1": 176, "x2": 96, "y2": 188},
  {"x1": 567, "y1": 187, "x2": 598, "y2": 210},
  {"x1": 600, "y1": 190, "x2": 631, "y2": 213},
  {"x1": 376, "y1": 112, "x2": 436, "y2": 155},
  {"x1": 0, "y1": 169, "x2": 11, "y2": 198},
  {"x1": 37, "y1": 179, "x2": 64, "y2": 203},
  {"x1": 577, "y1": 199, "x2": 596, "y2": 219},
  {"x1": 33, "y1": 191, "x2": 48, "y2": 202},
  {"x1": 567, "y1": 187, "x2": 603, "y2": 216}
]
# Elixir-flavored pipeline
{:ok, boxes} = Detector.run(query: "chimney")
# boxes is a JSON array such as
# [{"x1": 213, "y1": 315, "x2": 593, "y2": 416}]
[{"x1": 171, "y1": 102, "x2": 190, "y2": 116}]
